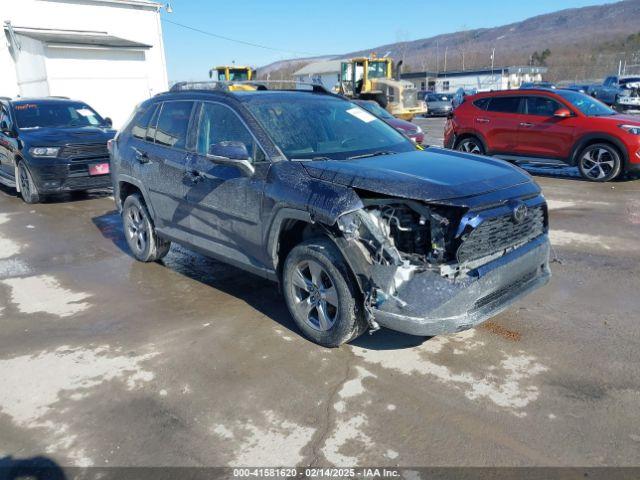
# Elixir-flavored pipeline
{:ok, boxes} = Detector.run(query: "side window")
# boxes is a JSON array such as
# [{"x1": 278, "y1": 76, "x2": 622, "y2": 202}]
[
  {"x1": 604, "y1": 77, "x2": 615, "y2": 87},
  {"x1": 197, "y1": 102, "x2": 265, "y2": 163},
  {"x1": 525, "y1": 96, "x2": 562, "y2": 116},
  {"x1": 486, "y1": 96, "x2": 522, "y2": 114},
  {"x1": 146, "y1": 105, "x2": 160, "y2": 143},
  {"x1": 473, "y1": 98, "x2": 490, "y2": 110},
  {"x1": 154, "y1": 101, "x2": 194, "y2": 149},
  {"x1": 131, "y1": 104, "x2": 157, "y2": 140}
]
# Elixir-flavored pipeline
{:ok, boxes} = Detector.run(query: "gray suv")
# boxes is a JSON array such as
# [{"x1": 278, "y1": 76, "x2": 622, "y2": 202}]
[{"x1": 110, "y1": 82, "x2": 551, "y2": 347}]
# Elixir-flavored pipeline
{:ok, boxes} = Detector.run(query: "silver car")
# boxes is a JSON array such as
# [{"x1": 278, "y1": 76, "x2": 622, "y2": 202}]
[{"x1": 424, "y1": 92, "x2": 453, "y2": 116}]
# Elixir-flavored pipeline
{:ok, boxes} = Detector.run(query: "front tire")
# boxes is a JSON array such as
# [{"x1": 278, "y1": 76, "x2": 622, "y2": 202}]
[
  {"x1": 282, "y1": 238, "x2": 366, "y2": 347},
  {"x1": 18, "y1": 162, "x2": 40, "y2": 204},
  {"x1": 122, "y1": 193, "x2": 171, "y2": 262},
  {"x1": 456, "y1": 136, "x2": 485, "y2": 155},
  {"x1": 577, "y1": 143, "x2": 622, "y2": 182}
]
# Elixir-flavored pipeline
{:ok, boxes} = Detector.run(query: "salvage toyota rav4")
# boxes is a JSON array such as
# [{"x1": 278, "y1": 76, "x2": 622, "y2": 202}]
[{"x1": 111, "y1": 82, "x2": 551, "y2": 347}]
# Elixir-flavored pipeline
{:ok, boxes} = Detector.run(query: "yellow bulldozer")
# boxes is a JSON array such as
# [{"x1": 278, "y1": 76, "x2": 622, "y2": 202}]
[{"x1": 339, "y1": 56, "x2": 426, "y2": 120}]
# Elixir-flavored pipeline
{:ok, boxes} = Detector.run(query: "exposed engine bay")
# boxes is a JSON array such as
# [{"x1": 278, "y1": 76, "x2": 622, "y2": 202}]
[{"x1": 333, "y1": 196, "x2": 548, "y2": 330}]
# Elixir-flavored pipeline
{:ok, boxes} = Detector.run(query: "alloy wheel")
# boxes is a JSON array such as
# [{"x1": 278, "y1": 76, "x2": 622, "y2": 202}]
[
  {"x1": 19, "y1": 165, "x2": 31, "y2": 197},
  {"x1": 291, "y1": 259, "x2": 338, "y2": 331},
  {"x1": 458, "y1": 139, "x2": 482, "y2": 154},
  {"x1": 125, "y1": 204, "x2": 148, "y2": 255},
  {"x1": 581, "y1": 148, "x2": 616, "y2": 180}
]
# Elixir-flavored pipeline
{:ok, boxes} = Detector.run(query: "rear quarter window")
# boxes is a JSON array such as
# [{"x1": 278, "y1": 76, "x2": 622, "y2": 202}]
[
  {"x1": 130, "y1": 104, "x2": 157, "y2": 140},
  {"x1": 473, "y1": 98, "x2": 490, "y2": 110}
]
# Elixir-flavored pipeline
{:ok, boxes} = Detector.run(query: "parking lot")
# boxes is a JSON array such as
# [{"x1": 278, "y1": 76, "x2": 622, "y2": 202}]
[{"x1": 1, "y1": 117, "x2": 640, "y2": 468}]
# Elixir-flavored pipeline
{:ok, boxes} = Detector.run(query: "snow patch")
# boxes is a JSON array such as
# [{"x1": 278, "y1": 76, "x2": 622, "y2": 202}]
[
  {"x1": 351, "y1": 330, "x2": 547, "y2": 416},
  {"x1": 0, "y1": 345, "x2": 156, "y2": 465},
  {"x1": 549, "y1": 230, "x2": 613, "y2": 250},
  {"x1": 221, "y1": 410, "x2": 315, "y2": 466},
  {"x1": 1, "y1": 275, "x2": 91, "y2": 317},
  {"x1": 321, "y1": 413, "x2": 371, "y2": 466}
]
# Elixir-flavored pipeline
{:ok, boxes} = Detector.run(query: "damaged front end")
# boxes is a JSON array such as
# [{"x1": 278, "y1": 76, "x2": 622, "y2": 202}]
[{"x1": 333, "y1": 195, "x2": 551, "y2": 336}]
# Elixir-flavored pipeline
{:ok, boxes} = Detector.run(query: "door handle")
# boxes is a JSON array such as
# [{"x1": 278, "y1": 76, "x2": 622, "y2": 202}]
[
  {"x1": 131, "y1": 147, "x2": 149, "y2": 164},
  {"x1": 519, "y1": 122, "x2": 534, "y2": 127},
  {"x1": 476, "y1": 118, "x2": 490, "y2": 123}
]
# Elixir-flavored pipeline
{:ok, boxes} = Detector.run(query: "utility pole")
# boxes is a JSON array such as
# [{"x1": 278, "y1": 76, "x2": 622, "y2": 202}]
[
  {"x1": 444, "y1": 46, "x2": 448, "y2": 72},
  {"x1": 436, "y1": 40, "x2": 439, "y2": 74}
]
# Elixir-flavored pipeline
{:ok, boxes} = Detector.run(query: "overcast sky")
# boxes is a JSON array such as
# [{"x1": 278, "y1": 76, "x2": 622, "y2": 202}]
[{"x1": 161, "y1": 0, "x2": 619, "y2": 82}]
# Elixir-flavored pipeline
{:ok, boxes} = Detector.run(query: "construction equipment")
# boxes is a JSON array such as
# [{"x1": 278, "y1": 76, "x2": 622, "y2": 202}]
[
  {"x1": 209, "y1": 65, "x2": 254, "y2": 81},
  {"x1": 339, "y1": 56, "x2": 427, "y2": 120}
]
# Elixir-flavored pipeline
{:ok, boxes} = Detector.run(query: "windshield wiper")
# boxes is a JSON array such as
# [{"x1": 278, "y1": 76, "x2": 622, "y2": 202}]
[{"x1": 347, "y1": 151, "x2": 395, "y2": 160}]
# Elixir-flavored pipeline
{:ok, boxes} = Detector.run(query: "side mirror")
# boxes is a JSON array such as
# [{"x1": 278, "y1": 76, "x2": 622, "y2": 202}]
[
  {"x1": 0, "y1": 120, "x2": 14, "y2": 136},
  {"x1": 207, "y1": 141, "x2": 254, "y2": 176},
  {"x1": 104, "y1": 117, "x2": 113, "y2": 128},
  {"x1": 554, "y1": 108, "x2": 572, "y2": 118}
]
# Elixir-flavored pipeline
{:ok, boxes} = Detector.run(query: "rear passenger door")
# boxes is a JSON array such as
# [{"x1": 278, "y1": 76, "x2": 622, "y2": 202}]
[
  {"x1": 184, "y1": 101, "x2": 269, "y2": 266},
  {"x1": 141, "y1": 100, "x2": 196, "y2": 241},
  {"x1": 480, "y1": 96, "x2": 525, "y2": 153}
]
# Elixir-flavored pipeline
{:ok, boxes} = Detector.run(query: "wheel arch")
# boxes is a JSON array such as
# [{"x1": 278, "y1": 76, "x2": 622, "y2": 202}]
[
  {"x1": 116, "y1": 175, "x2": 157, "y2": 220},
  {"x1": 569, "y1": 134, "x2": 628, "y2": 168},
  {"x1": 267, "y1": 208, "x2": 366, "y2": 297}
]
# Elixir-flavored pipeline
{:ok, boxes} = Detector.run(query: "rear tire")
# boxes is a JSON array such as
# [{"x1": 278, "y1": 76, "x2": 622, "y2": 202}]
[
  {"x1": 122, "y1": 193, "x2": 171, "y2": 262},
  {"x1": 18, "y1": 162, "x2": 40, "y2": 204},
  {"x1": 456, "y1": 136, "x2": 485, "y2": 155},
  {"x1": 282, "y1": 238, "x2": 366, "y2": 347},
  {"x1": 577, "y1": 143, "x2": 622, "y2": 182}
]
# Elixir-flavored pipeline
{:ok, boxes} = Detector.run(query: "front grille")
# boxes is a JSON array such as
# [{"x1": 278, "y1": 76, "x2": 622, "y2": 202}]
[
  {"x1": 457, "y1": 205, "x2": 546, "y2": 263},
  {"x1": 59, "y1": 143, "x2": 109, "y2": 161},
  {"x1": 63, "y1": 175, "x2": 111, "y2": 190}
]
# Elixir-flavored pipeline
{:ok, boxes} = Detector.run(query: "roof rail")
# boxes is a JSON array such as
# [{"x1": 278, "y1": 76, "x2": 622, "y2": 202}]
[
  {"x1": 48, "y1": 95, "x2": 70, "y2": 99},
  {"x1": 169, "y1": 80, "x2": 330, "y2": 94}
]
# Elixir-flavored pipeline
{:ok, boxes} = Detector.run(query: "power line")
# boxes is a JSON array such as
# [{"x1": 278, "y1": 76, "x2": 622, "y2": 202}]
[{"x1": 161, "y1": 18, "x2": 317, "y2": 57}]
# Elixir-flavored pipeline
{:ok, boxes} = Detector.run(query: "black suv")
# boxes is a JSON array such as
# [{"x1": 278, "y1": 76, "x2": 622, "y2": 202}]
[
  {"x1": 0, "y1": 98, "x2": 115, "y2": 203},
  {"x1": 111, "y1": 83, "x2": 551, "y2": 347}
]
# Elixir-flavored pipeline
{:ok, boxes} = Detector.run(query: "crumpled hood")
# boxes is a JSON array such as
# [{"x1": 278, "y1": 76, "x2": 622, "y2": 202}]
[
  {"x1": 19, "y1": 126, "x2": 116, "y2": 146},
  {"x1": 301, "y1": 149, "x2": 533, "y2": 202}
]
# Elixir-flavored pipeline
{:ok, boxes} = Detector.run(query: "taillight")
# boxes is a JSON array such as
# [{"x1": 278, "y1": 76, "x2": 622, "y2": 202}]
[{"x1": 107, "y1": 139, "x2": 114, "y2": 153}]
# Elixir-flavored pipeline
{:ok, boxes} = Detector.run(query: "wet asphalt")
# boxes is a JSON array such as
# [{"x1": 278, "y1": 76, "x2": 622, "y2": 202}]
[{"x1": 1, "y1": 117, "x2": 640, "y2": 468}]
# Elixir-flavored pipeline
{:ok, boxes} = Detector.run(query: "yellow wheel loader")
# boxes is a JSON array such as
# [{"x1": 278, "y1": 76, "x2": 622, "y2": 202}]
[
  {"x1": 209, "y1": 66, "x2": 257, "y2": 91},
  {"x1": 339, "y1": 56, "x2": 426, "y2": 120}
]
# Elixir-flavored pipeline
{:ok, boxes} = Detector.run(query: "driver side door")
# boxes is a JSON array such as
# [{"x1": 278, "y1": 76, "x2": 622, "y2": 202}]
[{"x1": 184, "y1": 101, "x2": 269, "y2": 266}]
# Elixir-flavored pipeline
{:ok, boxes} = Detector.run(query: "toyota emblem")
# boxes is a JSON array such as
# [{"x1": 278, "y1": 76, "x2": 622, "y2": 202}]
[{"x1": 512, "y1": 203, "x2": 529, "y2": 223}]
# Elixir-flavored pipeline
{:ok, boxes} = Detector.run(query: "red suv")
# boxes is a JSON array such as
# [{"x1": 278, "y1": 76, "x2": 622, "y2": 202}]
[{"x1": 444, "y1": 88, "x2": 640, "y2": 181}]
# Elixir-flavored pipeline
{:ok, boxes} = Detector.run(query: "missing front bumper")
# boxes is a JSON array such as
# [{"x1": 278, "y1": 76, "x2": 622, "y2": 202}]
[{"x1": 372, "y1": 235, "x2": 551, "y2": 336}]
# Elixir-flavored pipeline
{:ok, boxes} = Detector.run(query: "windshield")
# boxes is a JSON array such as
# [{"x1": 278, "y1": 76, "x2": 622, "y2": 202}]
[
  {"x1": 427, "y1": 93, "x2": 450, "y2": 102},
  {"x1": 229, "y1": 69, "x2": 249, "y2": 81},
  {"x1": 356, "y1": 101, "x2": 394, "y2": 119},
  {"x1": 245, "y1": 97, "x2": 414, "y2": 160},
  {"x1": 368, "y1": 61, "x2": 388, "y2": 79},
  {"x1": 13, "y1": 101, "x2": 106, "y2": 129},
  {"x1": 556, "y1": 90, "x2": 616, "y2": 116}
]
